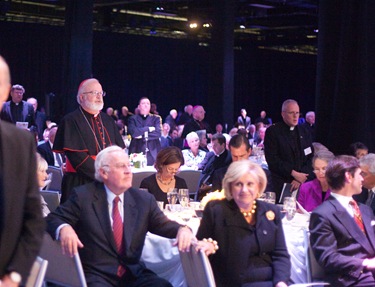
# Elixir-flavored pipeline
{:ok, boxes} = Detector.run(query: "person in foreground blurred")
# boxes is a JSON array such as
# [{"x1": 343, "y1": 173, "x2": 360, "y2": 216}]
[
  {"x1": 196, "y1": 160, "x2": 290, "y2": 287},
  {"x1": 297, "y1": 149, "x2": 335, "y2": 212},
  {"x1": 46, "y1": 145, "x2": 194, "y2": 287},
  {"x1": 140, "y1": 146, "x2": 188, "y2": 205},
  {"x1": 0, "y1": 56, "x2": 44, "y2": 286},
  {"x1": 36, "y1": 153, "x2": 51, "y2": 217},
  {"x1": 53, "y1": 78, "x2": 125, "y2": 203},
  {"x1": 182, "y1": 131, "x2": 206, "y2": 170},
  {"x1": 309, "y1": 155, "x2": 375, "y2": 287}
]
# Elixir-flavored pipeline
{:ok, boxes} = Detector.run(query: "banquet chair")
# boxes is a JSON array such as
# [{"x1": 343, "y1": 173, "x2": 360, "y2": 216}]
[
  {"x1": 304, "y1": 229, "x2": 330, "y2": 286},
  {"x1": 46, "y1": 166, "x2": 63, "y2": 192},
  {"x1": 179, "y1": 244, "x2": 216, "y2": 287},
  {"x1": 25, "y1": 256, "x2": 48, "y2": 287},
  {"x1": 132, "y1": 171, "x2": 155, "y2": 188},
  {"x1": 40, "y1": 190, "x2": 60, "y2": 212},
  {"x1": 177, "y1": 170, "x2": 202, "y2": 198},
  {"x1": 39, "y1": 233, "x2": 87, "y2": 287}
]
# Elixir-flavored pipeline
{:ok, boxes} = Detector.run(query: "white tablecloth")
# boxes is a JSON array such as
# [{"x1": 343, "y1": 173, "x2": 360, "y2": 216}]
[{"x1": 141, "y1": 209, "x2": 309, "y2": 286}]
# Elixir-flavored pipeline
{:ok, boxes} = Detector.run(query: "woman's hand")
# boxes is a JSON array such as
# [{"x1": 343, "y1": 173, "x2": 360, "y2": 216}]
[{"x1": 195, "y1": 239, "x2": 219, "y2": 256}]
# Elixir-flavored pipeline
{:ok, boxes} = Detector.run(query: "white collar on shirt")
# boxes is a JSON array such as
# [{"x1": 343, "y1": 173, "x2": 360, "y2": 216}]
[
  {"x1": 330, "y1": 192, "x2": 354, "y2": 217},
  {"x1": 104, "y1": 185, "x2": 124, "y2": 222}
]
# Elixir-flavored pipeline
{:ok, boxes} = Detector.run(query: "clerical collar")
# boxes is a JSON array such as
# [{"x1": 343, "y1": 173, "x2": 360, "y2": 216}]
[
  {"x1": 215, "y1": 149, "x2": 226, "y2": 157},
  {"x1": 290, "y1": 126, "x2": 295, "y2": 131}
]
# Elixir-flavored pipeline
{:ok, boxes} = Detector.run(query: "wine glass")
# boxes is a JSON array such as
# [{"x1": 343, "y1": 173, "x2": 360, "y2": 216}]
[
  {"x1": 265, "y1": 192, "x2": 276, "y2": 204},
  {"x1": 167, "y1": 188, "x2": 178, "y2": 205},
  {"x1": 179, "y1": 209, "x2": 192, "y2": 223},
  {"x1": 178, "y1": 189, "x2": 190, "y2": 208},
  {"x1": 283, "y1": 197, "x2": 296, "y2": 221}
]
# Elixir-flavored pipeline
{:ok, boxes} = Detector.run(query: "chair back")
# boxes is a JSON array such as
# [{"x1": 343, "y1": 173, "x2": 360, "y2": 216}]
[
  {"x1": 25, "y1": 256, "x2": 48, "y2": 287},
  {"x1": 39, "y1": 233, "x2": 87, "y2": 287},
  {"x1": 46, "y1": 166, "x2": 63, "y2": 192},
  {"x1": 132, "y1": 171, "x2": 155, "y2": 188},
  {"x1": 40, "y1": 190, "x2": 60, "y2": 212},
  {"x1": 177, "y1": 170, "x2": 202, "y2": 198},
  {"x1": 304, "y1": 229, "x2": 329, "y2": 284},
  {"x1": 179, "y1": 244, "x2": 216, "y2": 287}
]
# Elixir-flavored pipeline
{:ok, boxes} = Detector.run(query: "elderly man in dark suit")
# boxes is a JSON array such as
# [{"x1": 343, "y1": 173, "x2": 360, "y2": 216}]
[
  {"x1": 0, "y1": 56, "x2": 45, "y2": 286},
  {"x1": 310, "y1": 155, "x2": 375, "y2": 287},
  {"x1": 46, "y1": 145, "x2": 194, "y2": 287},
  {"x1": 354, "y1": 153, "x2": 375, "y2": 214},
  {"x1": 37, "y1": 125, "x2": 64, "y2": 167},
  {"x1": 264, "y1": 99, "x2": 314, "y2": 201},
  {"x1": 0, "y1": 84, "x2": 36, "y2": 129}
]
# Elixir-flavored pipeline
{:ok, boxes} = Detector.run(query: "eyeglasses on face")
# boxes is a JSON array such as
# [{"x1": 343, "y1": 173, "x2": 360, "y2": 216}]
[
  {"x1": 283, "y1": 111, "x2": 300, "y2": 116},
  {"x1": 313, "y1": 169, "x2": 326, "y2": 174},
  {"x1": 82, "y1": 90, "x2": 106, "y2": 97},
  {"x1": 103, "y1": 163, "x2": 131, "y2": 170}
]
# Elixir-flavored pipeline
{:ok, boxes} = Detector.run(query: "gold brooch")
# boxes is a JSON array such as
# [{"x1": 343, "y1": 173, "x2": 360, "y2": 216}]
[{"x1": 266, "y1": 210, "x2": 275, "y2": 221}]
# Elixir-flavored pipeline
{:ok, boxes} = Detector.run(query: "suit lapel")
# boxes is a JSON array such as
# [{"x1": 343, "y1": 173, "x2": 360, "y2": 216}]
[
  {"x1": 360, "y1": 204, "x2": 375, "y2": 253},
  {"x1": 123, "y1": 189, "x2": 138, "y2": 252},
  {"x1": 330, "y1": 198, "x2": 374, "y2": 254},
  {"x1": 92, "y1": 184, "x2": 118, "y2": 253}
]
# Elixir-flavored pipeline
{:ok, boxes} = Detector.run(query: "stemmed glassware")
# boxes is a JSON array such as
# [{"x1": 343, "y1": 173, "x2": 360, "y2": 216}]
[
  {"x1": 178, "y1": 189, "x2": 190, "y2": 208},
  {"x1": 283, "y1": 197, "x2": 297, "y2": 221},
  {"x1": 167, "y1": 188, "x2": 178, "y2": 205}
]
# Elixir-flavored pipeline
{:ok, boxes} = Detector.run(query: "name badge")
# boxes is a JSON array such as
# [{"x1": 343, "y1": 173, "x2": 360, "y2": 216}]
[{"x1": 304, "y1": 147, "x2": 312, "y2": 156}]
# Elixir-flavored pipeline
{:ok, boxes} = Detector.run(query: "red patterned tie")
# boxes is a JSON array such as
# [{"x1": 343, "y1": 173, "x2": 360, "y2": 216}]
[
  {"x1": 112, "y1": 196, "x2": 125, "y2": 277},
  {"x1": 349, "y1": 200, "x2": 365, "y2": 233}
]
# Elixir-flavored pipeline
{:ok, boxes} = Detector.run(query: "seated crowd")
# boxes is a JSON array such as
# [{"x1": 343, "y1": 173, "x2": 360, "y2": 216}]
[{"x1": 1, "y1": 56, "x2": 375, "y2": 287}]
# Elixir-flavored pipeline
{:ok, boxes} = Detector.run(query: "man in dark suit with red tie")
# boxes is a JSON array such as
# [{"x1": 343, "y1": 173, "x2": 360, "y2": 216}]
[
  {"x1": 46, "y1": 145, "x2": 194, "y2": 287},
  {"x1": 309, "y1": 155, "x2": 375, "y2": 287}
]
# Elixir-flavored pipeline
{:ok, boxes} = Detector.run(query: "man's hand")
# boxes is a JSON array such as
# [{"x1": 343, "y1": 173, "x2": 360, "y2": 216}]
[
  {"x1": 291, "y1": 170, "x2": 308, "y2": 184},
  {"x1": 173, "y1": 226, "x2": 194, "y2": 252},
  {"x1": 275, "y1": 281, "x2": 288, "y2": 287},
  {"x1": 59, "y1": 225, "x2": 84, "y2": 257},
  {"x1": 290, "y1": 180, "x2": 301, "y2": 191},
  {"x1": 0, "y1": 275, "x2": 19, "y2": 287}
]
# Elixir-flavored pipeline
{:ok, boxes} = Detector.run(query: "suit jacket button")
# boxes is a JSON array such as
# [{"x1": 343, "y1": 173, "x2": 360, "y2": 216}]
[{"x1": 263, "y1": 230, "x2": 267, "y2": 235}]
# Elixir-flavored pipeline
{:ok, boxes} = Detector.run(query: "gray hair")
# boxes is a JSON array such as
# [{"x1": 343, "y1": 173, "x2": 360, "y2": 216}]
[
  {"x1": 36, "y1": 152, "x2": 48, "y2": 171},
  {"x1": 359, "y1": 153, "x2": 375, "y2": 174},
  {"x1": 312, "y1": 149, "x2": 335, "y2": 167},
  {"x1": 94, "y1": 145, "x2": 125, "y2": 181},
  {"x1": 76, "y1": 78, "x2": 99, "y2": 104},
  {"x1": 223, "y1": 160, "x2": 267, "y2": 200},
  {"x1": 186, "y1": 131, "x2": 199, "y2": 143},
  {"x1": 281, "y1": 99, "x2": 298, "y2": 112},
  {"x1": 11, "y1": 84, "x2": 25, "y2": 93}
]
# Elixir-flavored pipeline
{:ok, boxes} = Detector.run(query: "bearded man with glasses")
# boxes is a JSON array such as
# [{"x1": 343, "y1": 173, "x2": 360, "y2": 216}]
[{"x1": 53, "y1": 78, "x2": 125, "y2": 203}]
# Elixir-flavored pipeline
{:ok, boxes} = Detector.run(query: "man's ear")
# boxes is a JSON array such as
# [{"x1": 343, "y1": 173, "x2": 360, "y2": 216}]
[{"x1": 345, "y1": 171, "x2": 352, "y2": 183}]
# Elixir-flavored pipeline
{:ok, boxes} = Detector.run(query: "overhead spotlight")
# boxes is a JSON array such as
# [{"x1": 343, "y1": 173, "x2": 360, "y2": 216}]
[
  {"x1": 239, "y1": 25, "x2": 246, "y2": 29},
  {"x1": 189, "y1": 22, "x2": 198, "y2": 29},
  {"x1": 314, "y1": 29, "x2": 319, "y2": 33},
  {"x1": 203, "y1": 23, "x2": 211, "y2": 28}
]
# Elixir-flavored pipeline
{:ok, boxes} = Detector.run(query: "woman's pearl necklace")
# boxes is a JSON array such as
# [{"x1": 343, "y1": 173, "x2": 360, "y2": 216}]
[{"x1": 241, "y1": 200, "x2": 257, "y2": 217}]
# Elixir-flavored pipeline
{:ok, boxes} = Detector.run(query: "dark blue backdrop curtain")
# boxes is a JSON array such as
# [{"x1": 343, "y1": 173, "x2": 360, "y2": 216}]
[{"x1": 315, "y1": 0, "x2": 375, "y2": 154}]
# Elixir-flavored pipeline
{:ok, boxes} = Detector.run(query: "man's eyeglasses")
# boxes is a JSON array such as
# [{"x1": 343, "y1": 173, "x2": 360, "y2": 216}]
[
  {"x1": 82, "y1": 90, "x2": 106, "y2": 97},
  {"x1": 283, "y1": 111, "x2": 300, "y2": 116},
  {"x1": 103, "y1": 163, "x2": 131, "y2": 170}
]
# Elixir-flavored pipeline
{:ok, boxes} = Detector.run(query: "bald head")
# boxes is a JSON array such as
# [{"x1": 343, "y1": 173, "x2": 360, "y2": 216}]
[{"x1": 0, "y1": 56, "x2": 11, "y2": 110}]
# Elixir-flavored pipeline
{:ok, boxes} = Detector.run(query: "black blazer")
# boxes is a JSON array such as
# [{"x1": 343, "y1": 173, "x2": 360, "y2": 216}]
[
  {"x1": 197, "y1": 199, "x2": 290, "y2": 287},
  {"x1": 46, "y1": 182, "x2": 181, "y2": 286},
  {"x1": 0, "y1": 100, "x2": 35, "y2": 128},
  {"x1": 264, "y1": 122, "x2": 314, "y2": 195},
  {"x1": 37, "y1": 141, "x2": 54, "y2": 166},
  {"x1": 310, "y1": 196, "x2": 375, "y2": 286},
  {"x1": 0, "y1": 121, "x2": 45, "y2": 279}
]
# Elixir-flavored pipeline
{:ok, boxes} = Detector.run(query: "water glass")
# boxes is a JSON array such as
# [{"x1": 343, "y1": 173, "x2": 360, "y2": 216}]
[
  {"x1": 265, "y1": 192, "x2": 276, "y2": 204},
  {"x1": 283, "y1": 197, "x2": 296, "y2": 221},
  {"x1": 178, "y1": 189, "x2": 190, "y2": 208},
  {"x1": 167, "y1": 188, "x2": 178, "y2": 205},
  {"x1": 156, "y1": 201, "x2": 164, "y2": 211}
]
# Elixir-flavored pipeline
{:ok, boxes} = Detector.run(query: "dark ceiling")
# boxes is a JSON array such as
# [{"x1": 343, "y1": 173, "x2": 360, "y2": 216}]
[{"x1": 0, "y1": 0, "x2": 319, "y2": 54}]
